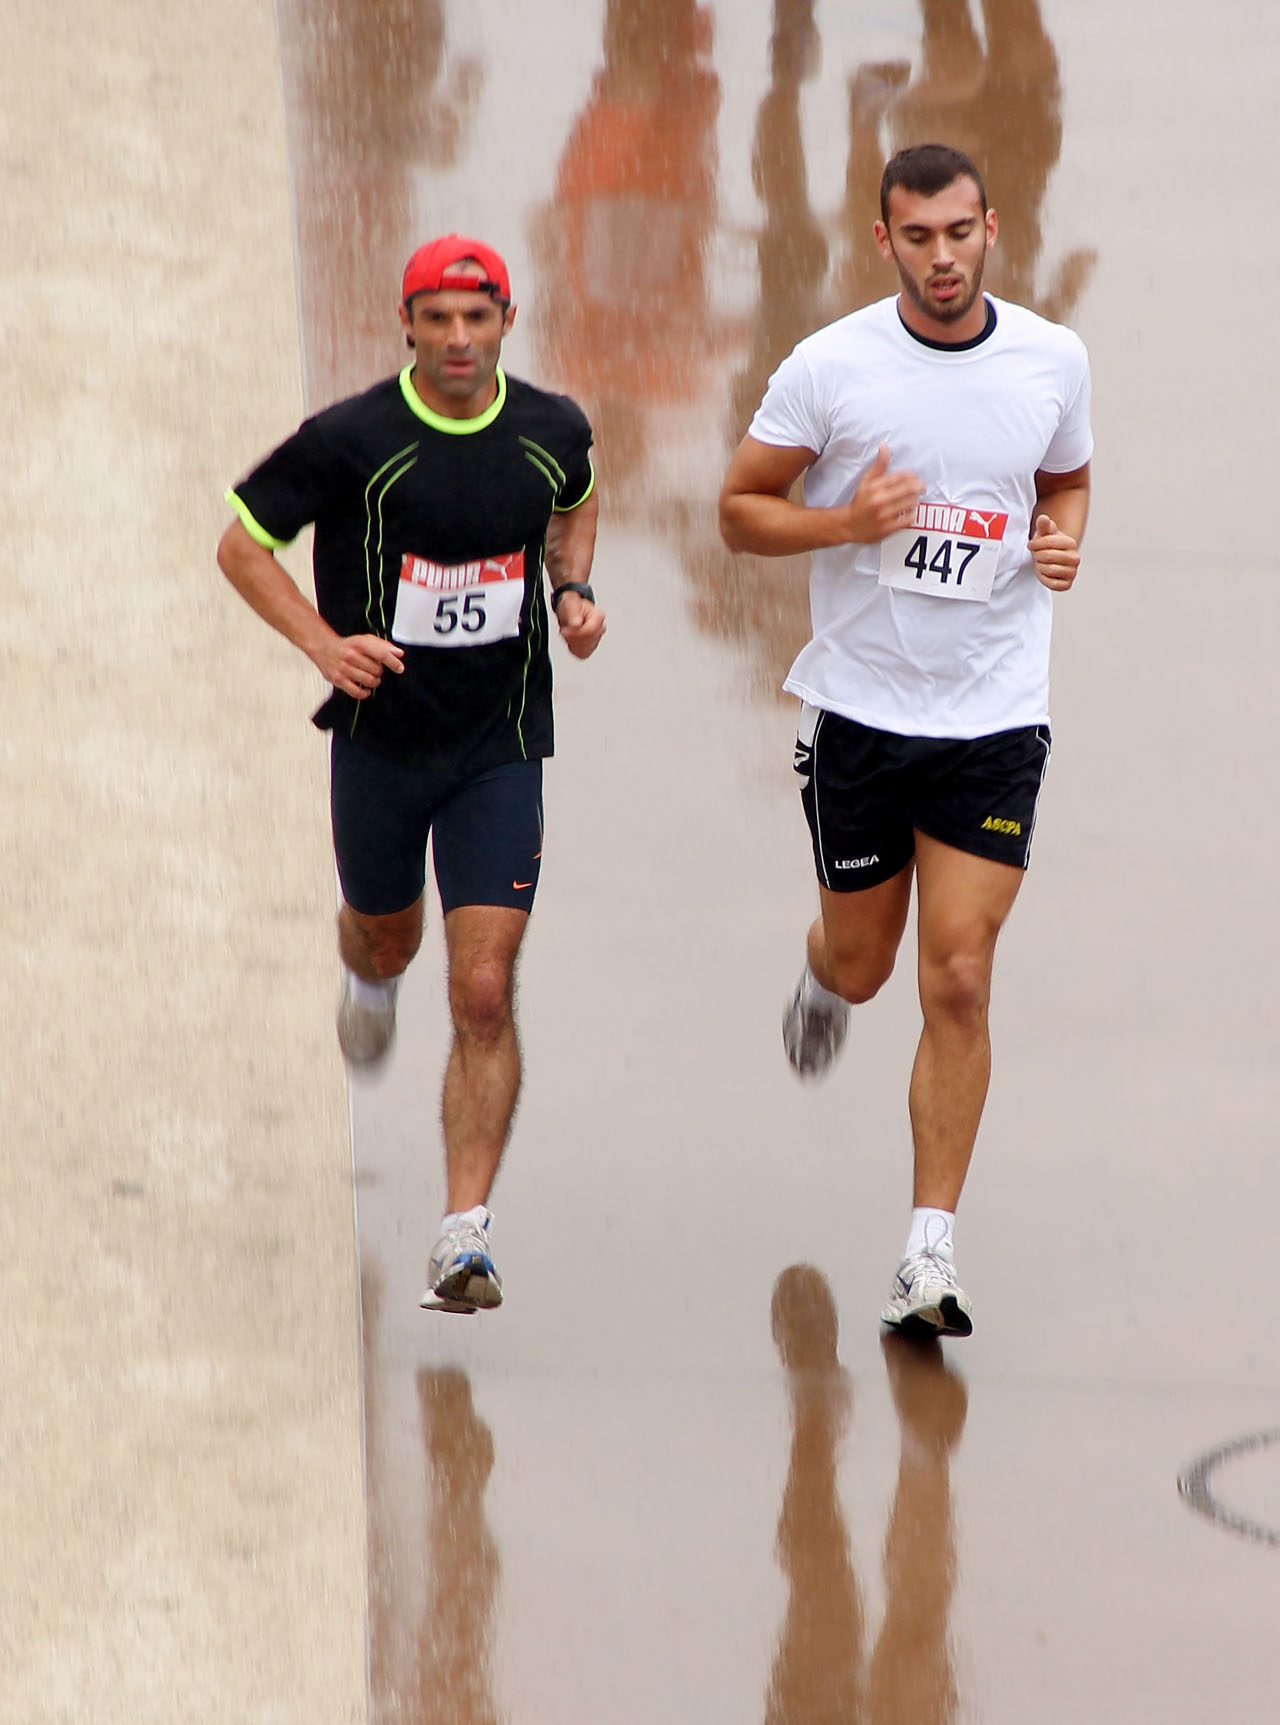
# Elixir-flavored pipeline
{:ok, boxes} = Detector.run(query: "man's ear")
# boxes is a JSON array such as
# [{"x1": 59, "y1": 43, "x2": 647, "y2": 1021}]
[
  {"x1": 399, "y1": 299, "x2": 415, "y2": 349},
  {"x1": 503, "y1": 303, "x2": 518, "y2": 337}
]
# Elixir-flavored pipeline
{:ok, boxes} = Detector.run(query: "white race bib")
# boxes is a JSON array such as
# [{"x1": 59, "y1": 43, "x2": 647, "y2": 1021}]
[
  {"x1": 392, "y1": 550, "x2": 526, "y2": 647},
  {"x1": 878, "y1": 502, "x2": 1008, "y2": 603}
]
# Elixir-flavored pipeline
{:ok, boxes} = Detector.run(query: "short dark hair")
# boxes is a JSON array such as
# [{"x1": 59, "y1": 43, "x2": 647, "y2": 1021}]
[{"x1": 879, "y1": 144, "x2": 987, "y2": 224}]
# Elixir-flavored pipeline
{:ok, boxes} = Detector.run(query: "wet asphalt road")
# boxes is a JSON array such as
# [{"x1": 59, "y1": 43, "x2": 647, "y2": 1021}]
[{"x1": 271, "y1": 3, "x2": 1280, "y2": 1717}]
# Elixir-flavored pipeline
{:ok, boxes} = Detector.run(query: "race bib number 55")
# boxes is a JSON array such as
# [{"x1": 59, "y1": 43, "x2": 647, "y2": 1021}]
[
  {"x1": 878, "y1": 502, "x2": 1008, "y2": 603},
  {"x1": 392, "y1": 550, "x2": 526, "y2": 647}
]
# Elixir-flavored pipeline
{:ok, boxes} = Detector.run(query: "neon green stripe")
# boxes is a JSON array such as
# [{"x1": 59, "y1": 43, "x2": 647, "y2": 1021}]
[
  {"x1": 518, "y1": 437, "x2": 566, "y2": 490},
  {"x1": 374, "y1": 458, "x2": 418, "y2": 632},
  {"x1": 513, "y1": 541, "x2": 543, "y2": 758},
  {"x1": 399, "y1": 365, "x2": 507, "y2": 434},
  {"x1": 522, "y1": 449, "x2": 558, "y2": 494},
  {"x1": 364, "y1": 453, "x2": 417, "y2": 632},
  {"x1": 552, "y1": 460, "x2": 596, "y2": 514},
  {"x1": 225, "y1": 489, "x2": 290, "y2": 549}
]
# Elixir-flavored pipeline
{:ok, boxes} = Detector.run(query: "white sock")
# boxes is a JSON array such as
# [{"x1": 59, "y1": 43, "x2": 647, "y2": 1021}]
[
  {"x1": 441, "y1": 1205, "x2": 491, "y2": 1234},
  {"x1": 905, "y1": 1207, "x2": 955, "y2": 1261},
  {"x1": 347, "y1": 969, "x2": 397, "y2": 1009},
  {"x1": 803, "y1": 961, "x2": 846, "y2": 1012}
]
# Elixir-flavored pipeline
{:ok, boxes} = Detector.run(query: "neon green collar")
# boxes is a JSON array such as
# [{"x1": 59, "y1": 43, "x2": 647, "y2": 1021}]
[{"x1": 399, "y1": 364, "x2": 507, "y2": 433}]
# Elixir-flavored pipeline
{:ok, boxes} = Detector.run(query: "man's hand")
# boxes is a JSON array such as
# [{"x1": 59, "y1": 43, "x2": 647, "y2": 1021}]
[
  {"x1": 217, "y1": 520, "x2": 406, "y2": 693},
  {"x1": 553, "y1": 592, "x2": 606, "y2": 659},
  {"x1": 840, "y1": 444, "x2": 924, "y2": 543},
  {"x1": 311, "y1": 633, "x2": 405, "y2": 698},
  {"x1": 1029, "y1": 513, "x2": 1081, "y2": 591}
]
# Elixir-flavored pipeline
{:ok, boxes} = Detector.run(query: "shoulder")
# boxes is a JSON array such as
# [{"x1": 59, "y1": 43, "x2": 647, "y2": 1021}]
[
  {"x1": 991, "y1": 298, "x2": 1089, "y2": 369},
  {"x1": 501, "y1": 373, "x2": 593, "y2": 444},
  {"x1": 761, "y1": 300, "x2": 897, "y2": 421},
  {"x1": 307, "y1": 373, "x2": 409, "y2": 439},
  {"x1": 790, "y1": 296, "x2": 896, "y2": 366}
]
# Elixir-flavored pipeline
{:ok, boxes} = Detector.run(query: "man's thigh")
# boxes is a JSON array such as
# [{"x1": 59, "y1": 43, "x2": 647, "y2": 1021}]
[
  {"x1": 431, "y1": 761, "x2": 544, "y2": 915},
  {"x1": 914, "y1": 831, "x2": 1026, "y2": 964},
  {"x1": 330, "y1": 733, "x2": 442, "y2": 916},
  {"x1": 794, "y1": 705, "x2": 917, "y2": 890},
  {"x1": 818, "y1": 865, "x2": 915, "y2": 984},
  {"x1": 912, "y1": 724, "x2": 1052, "y2": 871},
  {"x1": 443, "y1": 902, "x2": 530, "y2": 1002}
]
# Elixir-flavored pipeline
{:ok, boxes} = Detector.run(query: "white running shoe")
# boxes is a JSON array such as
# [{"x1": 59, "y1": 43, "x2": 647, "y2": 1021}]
[
  {"x1": 336, "y1": 974, "x2": 397, "y2": 1069},
  {"x1": 421, "y1": 1208, "x2": 503, "y2": 1312},
  {"x1": 881, "y1": 1251, "x2": 973, "y2": 1338},
  {"x1": 782, "y1": 968, "x2": 850, "y2": 1079}
]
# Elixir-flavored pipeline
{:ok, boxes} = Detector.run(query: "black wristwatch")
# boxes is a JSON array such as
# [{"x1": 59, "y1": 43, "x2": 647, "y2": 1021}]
[{"x1": 550, "y1": 581, "x2": 595, "y2": 611}]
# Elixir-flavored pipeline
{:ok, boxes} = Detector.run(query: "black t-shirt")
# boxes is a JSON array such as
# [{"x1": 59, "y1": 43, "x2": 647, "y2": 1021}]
[{"x1": 229, "y1": 367, "x2": 594, "y2": 770}]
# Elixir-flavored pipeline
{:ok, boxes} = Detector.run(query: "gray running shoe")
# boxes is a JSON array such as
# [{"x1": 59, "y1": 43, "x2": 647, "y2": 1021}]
[
  {"x1": 880, "y1": 1251, "x2": 973, "y2": 1339},
  {"x1": 422, "y1": 1209, "x2": 503, "y2": 1312},
  {"x1": 336, "y1": 974, "x2": 397, "y2": 1069},
  {"x1": 782, "y1": 968, "x2": 850, "y2": 1079}
]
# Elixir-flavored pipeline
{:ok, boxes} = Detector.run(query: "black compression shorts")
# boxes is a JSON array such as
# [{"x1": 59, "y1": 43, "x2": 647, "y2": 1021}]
[
  {"x1": 330, "y1": 735, "x2": 544, "y2": 917},
  {"x1": 794, "y1": 708, "x2": 1051, "y2": 890}
]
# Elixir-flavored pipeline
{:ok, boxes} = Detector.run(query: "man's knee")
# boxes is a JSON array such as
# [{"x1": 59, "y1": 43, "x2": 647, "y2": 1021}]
[
  {"x1": 919, "y1": 946, "x2": 992, "y2": 1025},
  {"x1": 339, "y1": 901, "x2": 423, "y2": 979},
  {"x1": 824, "y1": 949, "x2": 896, "y2": 1005},
  {"x1": 449, "y1": 959, "x2": 516, "y2": 1041}
]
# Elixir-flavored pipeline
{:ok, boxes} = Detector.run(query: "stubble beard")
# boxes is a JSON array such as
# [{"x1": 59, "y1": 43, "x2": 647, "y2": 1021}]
[{"x1": 898, "y1": 251, "x2": 987, "y2": 326}]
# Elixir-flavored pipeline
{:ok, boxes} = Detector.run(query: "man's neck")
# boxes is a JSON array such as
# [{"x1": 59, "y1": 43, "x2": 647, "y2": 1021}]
[
  {"x1": 896, "y1": 292, "x2": 991, "y2": 346},
  {"x1": 407, "y1": 366, "x2": 500, "y2": 421}
]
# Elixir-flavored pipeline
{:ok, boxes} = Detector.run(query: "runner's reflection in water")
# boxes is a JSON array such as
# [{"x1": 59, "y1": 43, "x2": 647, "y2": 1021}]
[
  {"x1": 532, "y1": 0, "x2": 719, "y2": 490},
  {"x1": 864, "y1": 0, "x2": 1096, "y2": 322},
  {"x1": 363, "y1": 1274, "x2": 500, "y2": 1725},
  {"x1": 413, "y1": 1368, "x2": 500, "y2": 1725},
  {"x1": 767, "y1": 1266, "x2": 863, "y2": 1723},
  {"x1": 698, "y1": 0, "x2": 835, "y2": 695},
  {"x1": 767, "y1": 1267, "x2": 967, "y2": 1725},
  {"x1": 277, "y1": 0, "x2": 482, "y2": 405}
]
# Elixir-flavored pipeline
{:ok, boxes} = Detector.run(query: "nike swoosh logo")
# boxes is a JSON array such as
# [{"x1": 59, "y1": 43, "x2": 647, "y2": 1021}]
[{"x1": 513, "y1": 880, "x2": 533, "y2": 890}]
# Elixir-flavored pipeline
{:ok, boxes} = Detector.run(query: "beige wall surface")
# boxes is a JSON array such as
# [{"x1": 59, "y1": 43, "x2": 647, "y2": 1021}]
[{"x1": 0, "y1": 3, "x2": 367, "y2": 1720}]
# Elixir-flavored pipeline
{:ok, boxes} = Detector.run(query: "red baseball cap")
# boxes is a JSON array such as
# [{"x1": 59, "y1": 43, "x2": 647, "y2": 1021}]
[{"x1": 401, "y1": 234, "x2": 512, "y2": 305}]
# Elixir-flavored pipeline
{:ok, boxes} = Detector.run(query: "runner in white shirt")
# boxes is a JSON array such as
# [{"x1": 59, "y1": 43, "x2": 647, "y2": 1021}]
[{"x1": 719, "y1": 144, "x2": 1092, "y2": 1339}]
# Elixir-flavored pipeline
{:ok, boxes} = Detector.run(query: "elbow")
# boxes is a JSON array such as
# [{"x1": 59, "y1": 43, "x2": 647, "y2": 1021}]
[
  {"x1": 718, "y1": 492, "x2": 748, "y2": 553},
  {"x1": 216, "y1": 520, "x2": 265, "y2": 588},
  {"x1": 215, "y1": 524, "x2": 237, "y2": 579}
]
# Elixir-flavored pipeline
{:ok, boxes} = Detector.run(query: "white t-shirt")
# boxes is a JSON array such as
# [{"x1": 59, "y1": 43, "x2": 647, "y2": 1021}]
[{"x1": 749, "y1": 295, "x2": 1093, "y2": 738}]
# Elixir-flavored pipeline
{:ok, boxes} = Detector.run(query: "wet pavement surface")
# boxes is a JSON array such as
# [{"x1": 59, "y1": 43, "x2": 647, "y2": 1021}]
[{"x1": 272, "y1": 2, "x2": 1280, "y2": 1718}]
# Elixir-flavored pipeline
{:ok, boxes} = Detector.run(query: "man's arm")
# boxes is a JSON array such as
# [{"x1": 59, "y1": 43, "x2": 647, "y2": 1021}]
[
  {"x1": 718, "y1": 437, "x2": 924, "y2": 555},
  {"x1": 545, "y1": 489, "x2": 604, "y2": 660},
  {"x1": 216, "y1": 519, "x2": 404, "y2": 698},
  {"x1": 1029, "y1": 461, "x2": 1090, "y2": 592}
]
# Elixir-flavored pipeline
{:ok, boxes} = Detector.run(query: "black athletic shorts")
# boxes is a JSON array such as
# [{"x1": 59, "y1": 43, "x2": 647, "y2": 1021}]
[
  {"x1": 793, "y1": 706, "x2": 1051, "y2": 891},
  {"x1": 330, "y1": 734, "x2": 544, "y2": 917}
]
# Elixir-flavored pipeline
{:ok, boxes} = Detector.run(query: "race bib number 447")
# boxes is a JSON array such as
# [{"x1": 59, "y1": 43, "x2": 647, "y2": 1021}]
[
  {"x1": 878, "y1": 502, "x2": 1008, "y2": 603},
  {"x1": 392, "y1": 550, "x2": 525, "y2": 647}
]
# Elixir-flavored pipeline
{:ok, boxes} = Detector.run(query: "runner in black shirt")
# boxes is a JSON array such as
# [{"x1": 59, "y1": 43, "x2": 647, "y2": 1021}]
[{"x1": 217, "y1": 234, "x2": 604, "y2": 1312}]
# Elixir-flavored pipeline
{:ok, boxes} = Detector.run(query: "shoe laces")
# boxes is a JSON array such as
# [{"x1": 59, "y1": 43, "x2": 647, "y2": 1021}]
[{"x1": 899, "y1": 1248, "x2": 958, "y2": 1292}]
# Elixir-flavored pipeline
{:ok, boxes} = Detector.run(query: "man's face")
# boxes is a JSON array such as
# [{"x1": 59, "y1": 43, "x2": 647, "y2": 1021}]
[
  {"x1": 875, "y1": 177, "x2": 997, "y2": 327},
  {"x1": 399, "y1": 277, "x2": 516, "y2": 408}
]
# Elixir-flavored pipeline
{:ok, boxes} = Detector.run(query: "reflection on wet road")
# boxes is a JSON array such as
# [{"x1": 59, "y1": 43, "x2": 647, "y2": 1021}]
[
  {"x1": 365, "y1": 1272, "x2": 501, "y2": 1723},
  {"x1": 767, "y1": 1268, "x2": 965, "y2": 1724},
  {"x1": 270, "y1": 0, "x2": 1280, "y2": 1718}
]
